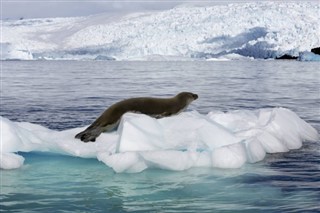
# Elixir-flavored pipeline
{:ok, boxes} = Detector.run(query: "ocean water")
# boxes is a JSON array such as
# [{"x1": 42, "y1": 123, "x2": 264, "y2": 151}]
[{"x1": 1, "y1": 60, "x2": 319, "y2": 212}]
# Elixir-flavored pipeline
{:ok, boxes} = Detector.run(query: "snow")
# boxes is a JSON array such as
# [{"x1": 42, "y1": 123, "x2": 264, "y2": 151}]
[
  {"x1": 1, "y1": 2, "x2": 319, "y2": 60},
  {"x1": 1, "y1": 108, "x2": 318, "y2": 172}
]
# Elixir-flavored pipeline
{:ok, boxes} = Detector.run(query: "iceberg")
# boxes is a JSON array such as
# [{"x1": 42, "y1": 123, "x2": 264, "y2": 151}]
[
  {"x1": 298, "y1": 51, "x2": 320, "y2": 61},
  {"x1": 1, "y1": 2, "x2": 319, "y2": 60},
  {"x1": 1, "y1": 108, "x2": 318, "y2": 173}
]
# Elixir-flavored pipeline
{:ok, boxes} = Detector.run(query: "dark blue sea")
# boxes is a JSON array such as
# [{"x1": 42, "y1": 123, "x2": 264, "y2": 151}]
[{"x1": 1, "y1": 60, "x2": 319, "y2": 212}]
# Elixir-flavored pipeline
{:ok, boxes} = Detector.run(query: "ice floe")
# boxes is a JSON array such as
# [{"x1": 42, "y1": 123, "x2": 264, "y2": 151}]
[{"x1": 1, "y1": 108, "x2": 318, "y2": 172}]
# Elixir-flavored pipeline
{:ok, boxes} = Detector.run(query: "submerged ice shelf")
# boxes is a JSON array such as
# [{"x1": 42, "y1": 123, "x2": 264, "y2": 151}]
[
  {"x1": 1, "y1": 2, "x2": 319, "y2": 60},
  {"x1": 1, "y1": 108, "x2": 318, "y2": 172}
]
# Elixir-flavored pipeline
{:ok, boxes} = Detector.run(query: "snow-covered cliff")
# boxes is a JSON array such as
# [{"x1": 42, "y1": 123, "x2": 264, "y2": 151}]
[{"x1": 1, "y1": 2, "x2": 319, "y2": 60}]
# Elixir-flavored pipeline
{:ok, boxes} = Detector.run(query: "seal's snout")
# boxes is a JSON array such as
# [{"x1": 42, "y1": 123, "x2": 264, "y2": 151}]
[{"x1": 192, "y1": 94, "x2": 198, "y2": 100}]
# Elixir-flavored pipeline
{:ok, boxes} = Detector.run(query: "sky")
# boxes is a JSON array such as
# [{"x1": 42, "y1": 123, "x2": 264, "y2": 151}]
[
  {"x1": 1, "y1": 0, "x2": 315, "y2": 20},
  {"x1": 2, "y1": 1, "x2": 185, "y2": 20}
]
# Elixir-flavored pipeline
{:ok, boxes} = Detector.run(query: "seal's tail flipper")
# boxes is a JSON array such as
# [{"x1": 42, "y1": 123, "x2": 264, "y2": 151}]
[{"x1": 75, "y1": 128, "x2": 102, "y2": 142}]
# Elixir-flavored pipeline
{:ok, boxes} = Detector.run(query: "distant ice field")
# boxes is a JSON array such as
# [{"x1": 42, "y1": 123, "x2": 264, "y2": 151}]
[
  {"x1": 1, "y1": 2, "x2": 319, "y2": 61},
  {"x1": 1, "y1": 60, "x2": 320, "y2": 212}
]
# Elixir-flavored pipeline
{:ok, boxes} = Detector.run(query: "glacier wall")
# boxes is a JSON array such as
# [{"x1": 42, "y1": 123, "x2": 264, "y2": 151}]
[{"x1": 1, "y1": 2, "x2": 319, "y2": 60}]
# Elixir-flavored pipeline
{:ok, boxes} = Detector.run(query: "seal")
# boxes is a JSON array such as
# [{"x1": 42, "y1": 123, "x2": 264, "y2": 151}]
[{"x1": 75, "y1": 92, "x2": 198, "y2": 142}]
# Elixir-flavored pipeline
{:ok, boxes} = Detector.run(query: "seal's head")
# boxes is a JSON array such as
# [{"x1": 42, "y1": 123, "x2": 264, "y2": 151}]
[{"x1": 175, "y1": 92, "x2": 198, "y2": 106}]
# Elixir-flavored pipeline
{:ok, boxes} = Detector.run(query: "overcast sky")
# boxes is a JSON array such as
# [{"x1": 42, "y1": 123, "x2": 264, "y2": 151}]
[
  {"x1": 2, "y1": 0, "x2": 314, "y2": 20},
  {"x1": 2, "y1": 1, "x2": 185, "y2": 20}
]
